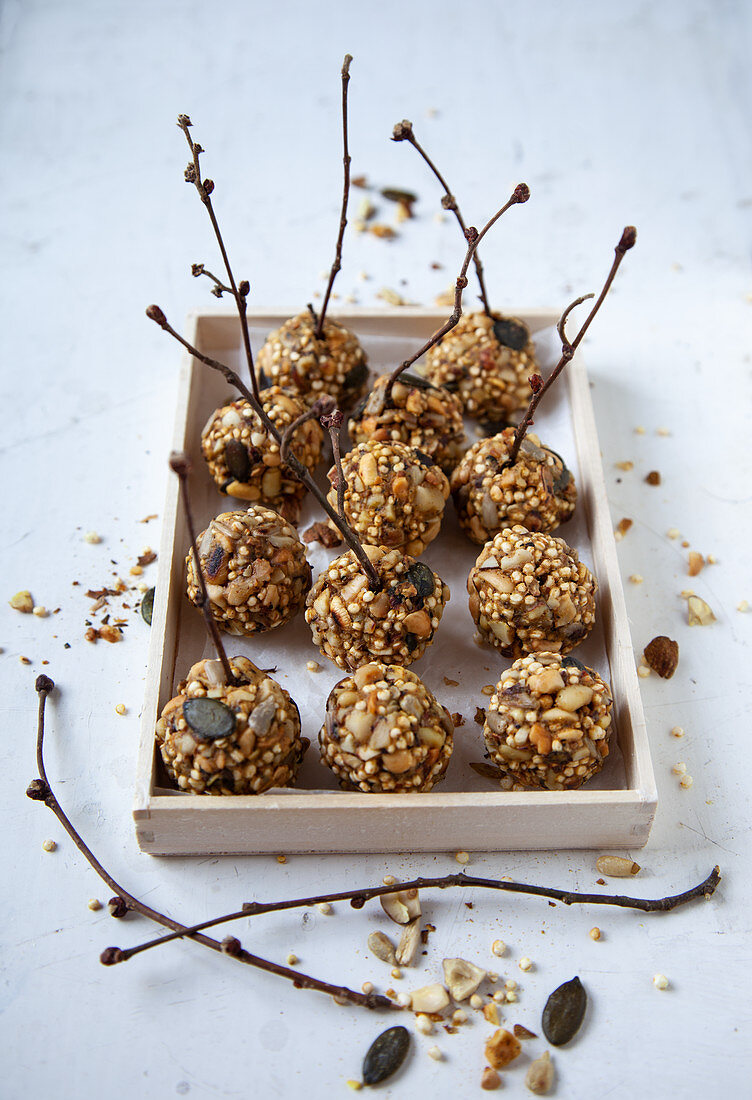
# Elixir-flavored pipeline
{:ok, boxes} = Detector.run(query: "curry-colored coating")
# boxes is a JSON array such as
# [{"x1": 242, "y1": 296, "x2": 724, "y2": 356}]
[
  {"x1": 255, "y1": 311, "x2": 369, "y2": 409},
  {"x1": 320, "y1": 662, "x2": 454, "y2": 792},
  {"x1": 186, "y1": 506, "x2": 311, "y2": 636},
  {"x1": 156, "y1": 656, "x2": 306, "y2": 795},
  {"x1": 467, "y1": 525, "x2": 596, "y2": 658},
  {"x1": 424, "y1": 311, "x2": 537, "y2": 421},
  {"x1": 305, "y1": 545, "x2": 450, "y2": 671},
  {"x1": 451, "y1": 429, "x2": 576, "y2": 543},
  {"x1": 348, "y1": 372, "x2": 466, "y2": 474},
  {"x1": 200, "y1": 388, "x2": 323, "y2": 523},
  {"x1": 326, "y1": 440, "x2": 450, "y2": 556},
  {"x1": 483, "y1": 652, "x2": 612, "y2": 790}
]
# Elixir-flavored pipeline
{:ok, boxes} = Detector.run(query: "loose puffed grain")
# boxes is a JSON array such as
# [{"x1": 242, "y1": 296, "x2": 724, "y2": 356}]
[{"x1": 255, "y1": 312, "x2": 368, "y2": 409}]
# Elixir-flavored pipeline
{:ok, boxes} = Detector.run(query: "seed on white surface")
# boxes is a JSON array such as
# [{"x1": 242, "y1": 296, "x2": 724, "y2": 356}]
[
  {"x1": 427, "y1": 1046, "x2": 443, "y2": 1061},
  {"x1": 680, "y1": 775, "x2": 694, "y2": 789},
  {"x1": 455, "y1": 850, "x2": 470, "y2": 865},
  {"x1": 589, "y1": 927, "x2": 601, "y2": 941},
  {"x1": 361, "y1": 982, "x2": 374, "y2": 995},
  {"x1": 9, "y1": 591, "x2": 33, "y2": 613},
  {"x1": 276, "y1": 854, "x2": 287, "y2": 864},
  {"x1": 306, "y1": 660, "x2": 321, "y2": 672},
  {"x1": 505, "y1": 991, "x2": 518, "y2": 1003},
  {"x1": 32, "y1": 605, "x2": 49, "y2": 617},
  {"x1": 382, "y1": 874, "x2": 398, "y2": 886},
  {"x1": 491, "y1": 939, "x2": 506, "y2": 957},
  {"x1": 87, "y1": 898, "x2": 102, "y2": 911},
  {"x1": 634, "y1": 425, "x2": 646, "y2": 434},
  {"x1": 83, "y1": 531, "x2": 102, "y2": 544},
  {"x1": 637, "y1": 664, "x2": 651, "y2": 678},
  {"x1": 504, "y1": 978, "x2": 517, "y2": 991},
  {"x1": 481, "y1": 1066, "x2": 501, "y2": 1091},
  {"x1": 492, "y1": 990, "x2": 506, "y2": 1003},
  {"x1": 737, "y1": 599, "x2": 749, "y2": 612},
  {"x1": 316, "y1": 902, "x2": 332, "y2": 915},
  {"x1": 115, "y1": 703, "x2": 127, "y2": 716},
  {"x1": 653, "y1": 973, "x2": 669, "y2": 990},
  {"x1": 390, "y1": 967, "x2": 403, "y2": 980},
  {"x1": 451, "y1": 1009, "x2": 468, "y2": 1025},
  {"x1": 666, "y1": 528, "x2": 680, "y2": 540},
  {"x1": 656, "y1": 427, "x2": 671, "y2": 436},
  {"x1": 287, "y1": 953, "x2": 298, "y2": 966},
  {"x1": 518, "y1": 957, "x2": 533, "y2": 972},
  {"x1": 487, "y1": 972, "x2": 498, "y2": 983},
  {"x1": 346, "y1": 1081, "x2": 363, "y2": 1091},
  {"x1": 42, "y1": 839, "x2": 57, "y2": 852},
  {"x1": 670, "y1": 726, "x2": 685, "y2": 738},
  {"x1": 415, "y1": 1014, "x2": 434, "y2": 1035},
  {"x1": 596, "y1": 855, "x2": 641, "y2": 877},
  {"x1": 469, "y1": 994, "x2": 484, "y2": 1010},
  {"x1": 672, "y1": 762, "x2": 687, "y2": 775},
  {"x1": 629, "y1": 575, "x2": 644, "y2": 585},
  {"x1": 395, "y1": 992, "x2": 412, "y2": 1008}
]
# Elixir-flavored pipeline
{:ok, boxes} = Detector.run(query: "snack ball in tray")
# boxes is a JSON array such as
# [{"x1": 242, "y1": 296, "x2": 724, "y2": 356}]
[
  {"x1": 186, "y1": 506, "x2": 311, "y2": 635},
  {"x1": 467, "y1": 525, "x2": 596, "y2": 658},
  {"x1": 483, "y1": 652, "x2": 612, "y2": 790},
  {"x1": 156, "y1": 656, "x2": 306, "y2": 795},
  {"x1": 320, "y1": 662, "x2": 454, "y2": 792}
]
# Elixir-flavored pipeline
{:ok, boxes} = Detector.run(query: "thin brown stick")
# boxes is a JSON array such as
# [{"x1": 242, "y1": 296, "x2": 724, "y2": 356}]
[
  {"x1": 25, "y1": 677, "x2": 393, "y2": 1011},
  {"x1": 382, "y1": 182, "x2": 530, "y2": 406},
  {"x1": 392, "y1": 119, "x2": 492, "y2": 315},
  {"x1": 169, "y1": 452, "x2": 235, "y2": 685},
  {"x1": 506, "y1": 226, "x2": 637, "y2": 466},
  {"x1": 317, "y1": 55, "x2": 353, "y2": 338},
  {"x1": 111, "y1": 865, "x2": 722, "y2": 964},
  {"x1": 321, "y1": 409, "x2": 346, "y2": 520},
  {"x1": 146, "y1": 305, "x2": 381, "y2": 589},
  {"x1": 178, "y1": 115, "x2": 260, "y2": 404}
]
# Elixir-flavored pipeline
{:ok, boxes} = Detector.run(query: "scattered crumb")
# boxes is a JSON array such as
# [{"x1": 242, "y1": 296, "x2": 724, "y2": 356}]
[
  {"x1": 443, "y1": 677, "x2": 459, "y2": 687},
  {"x1": 129, "y1": 565, "x2": 143, "y2": 577},
  {"x1": 483, "y1": 1002, "x2": 500, "y2": 1025},
  {"x1": 455, "y1": 850, "x2": 470, "y2": 865},
  {"x1": 435, "y1": 286, "x2": 455, "y2": 307},
  {"x1": 137, "y1": 550, "x2": 157, "y2": 566},
  {"x1": 316, "y1": 902, "x2": 332, "y2": 915},
  {"x1": 377, "y1": 287, "x2": 409, "y2": 306},
  {"x1": 672, "y1": 762, "x2": 687, "y2": 775},
  {"x1": 287, "y1": 953, "x2": 299, "y2": 966},
  {"x1": 352, "y1": 175, "x2": 368, "y2": 189},
  {"x1": 492, "y1": 939, "x2": 506, "y2": 957},
  {"x1": 667, "y1": 528, "x2": 681, "y2": 540},
  {"x1": 346, "y1": 1081, "x2": 363, "y2": 1092},
  {"x1": 139, "y1": 514, "x2": 158, "y2": 524},
  {"x1": 656, "y1": 427, "x2": 671, "y2": 436},
  {"x1": 42, "y1": 839, "x2": 57, "y2": 852},
  {"x1": 276, "y1": 854, "x2": 287, "y2": 864},
  {"x1": 680, "y1": 775, "x2": 694, "y2": 789},
  {"x1": 670, "y1": 726, "x2": 685, "y2": 738},
  {"x1": 451, "y1": 712, "x2": 465, "y2": 727},
  {"x1": 481, "y1": 1066, "x2": 501, "y2": 1091},
  {"x1": 481, "y1": 684, "x2": 495, "y2": 696},
  {"x1": 629, "y1": 574, "x2": 644, "y2": 585},
  {"x1": 115, "y1": 704, "x2": 127, "y2": 716},
  {"x1": 303, "y1": 521, "x2": 342, "y2": 548},
  {"x1": 469, "y1": 994, "x2": 484, "y2": 1010},
  {"x1": 681, "y1": 540, "x2": 690, "y2": 548},
  {"x1": 738, "y1": 600, "x2": 750, "y2": 612},
  {"x1": 615, "y1": 518, "x2": 633, "y2": 539},
  {"x1": 415, "y1": 1014, "x2": 434, "y2": 1035},
  {"x1": 589, "y1": 927, "x2": 602, "y2": 941},
  {"x1": 383, "y1": 875, "x2": 397, "y2": 886},
  {"x1": 653, "y1": 973, "x2": 669, "y2": 990},
  {"x1": 427, "y1": 1046, "x2": 443, "y2": 1061},
  {"x1": 88, "y1": 898, "x2": 102, "y2": 911},
  {"x1": 518, "y1": 957, "x2": 533, "y2": 972},
  {"x1": 615, "y1": 461, "x2": 634, "y2": 471},
  {"x1": 19, "y1": 656, "x2": 32, "y2": 665},
  {"x1": 504, "y1": 979, "x2": 517, "y2": 992},
  {"x1": 306, "y1": 660, "x2": 321, "y2": 673},
  {"x1": 686, "y1": 594, "x2": 716, "y2": 626},
  {"x1": 634, "y1": 426, "x2": 646, "y2": 435},
  {"x1": 637, "y1": 664, "x2": 651, "y2": 678},
  {"x1": 474, "y1": 706, "x2": 487, "y2": 726},
  {"x1": 32, "y1": 605, "x2": 49, "y2": 618},
  {"x1": 83, "y1": 531, "x2": 102, "y2": 544},
  {"x1": 370, "y1": 224, "x2": 397, "y2": 240},
  {"x1": 707, "y1": 554, "x2": 718, "y2": 564},
  {"x1": 688, "y1": 551, "x2": 704, "y2": 576},
  {"x1": 10, "y1": 590, "x2": 34, "y2": 613},
  {"x1": 505, "y1": 991, "x2": 518, "y2": 1003},
  {"x1": 645, "y1": 470, "x2": 661, "y2": 486}
]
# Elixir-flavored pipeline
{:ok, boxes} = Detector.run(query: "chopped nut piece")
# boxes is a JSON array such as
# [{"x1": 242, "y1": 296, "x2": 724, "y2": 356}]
[
  {"x1": 737, "y1": 600, "x2": 749, "y2": 612},
  {"x1": 32, "y1": 605, "x2": 49, "y2": 618},
  {"x1": 87, "y1": 898, "x2": 102, "y2": 911},
  {"x1": 667, "y1": 528, "x2": 680, "y2": 539},
  {"x1": 481, "y1": 1066, "x2": 501, "y2": 1091},
  {"x1": 615, "y1": 517, "x2": 633, "y2": 539},
  {"x1": 83, "y1": 531, "x2": 102, "y2": 544},
  {"x1": 513, "y1": 1024, "x2": 537, "y2": 1039},
  {"x1": 443, "y1": 957, "x2": 487, "y2": 1001},
  {"x1": 615, "y1": 461, "x2": 634, "y2": 471},
  {"x1": 42, "y1": 839, "x2": 57, "y2": 852},
  {"x1": 10, "y1": 590, "x2": 34, "y2": 613},
  {"x1": 481, "y1": 685, "x2": 495, "y2": 696},
  {"x1": 687, "y1": 595, "x2": 716, "y2": 626},
  {"x1": 427, "y1": 1046, "x2": 443, "y2": 1061},
  {"x1": 305, "y1": 660, "x2": 321, "y2": 672},
  {"x1": 381, "y1": 888, "x2": 421, "y2": 925},
  {"x1": 410, "y1": 983, "x2": 450, "y2": 1014},
  {"x1": 596, "y1": 855, "x2": 640, "y2": 877},
  {"x1": 455, "y1": 850, "x2": 470, "y2": 865},
  {"x1": 317, "y1": 902, "x2": 332, "y2": 915},
  {"x1": 483, "y1": 1002, "x2": 500, "y2": 1025},
  {"x1": 629, "y1": 574, "x2": 644, "y2": 585},
  {"x1": 415, "y1": 1014, "x2": 434, "y2": 1035},
  {"x1": 396, "y1": 920, "x2": 422, "y2": 967},
  {"x1": 688, "y1": 551, "x2": 704, "y2": 576},
  {"x1": 371, "y1": 224, "x2": 396, "y2": 240},
  {"x1": 643, "y1": 635, "x2": 679, "y2": 678},
  {"x1": 653, "y1": 973, "x2": 669, "y2": 990},
  {"x1": 526, "y1": 1050, "x2": 555, "y2": 1094},
  {"x1": 485, "y1": 1028, "x2": 521, "y2": 1069},
  {"x1": 645, "y1": 470, "x2": 661, "y2": 485}
]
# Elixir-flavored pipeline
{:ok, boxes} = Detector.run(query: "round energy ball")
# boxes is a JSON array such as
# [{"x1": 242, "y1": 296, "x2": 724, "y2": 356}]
[
  {"x1": 156, "y1": 656, "x2": 306, "y2": 795},
  {"x1": 200, "y1": 388, "x2": 323, "y2": 523},
  {"x1": 348, "y1": 372, "x2": 466, "y2": 474},
  {"x1": 483, "y1": 653, "x2": 613, "y2": 790},
  {"x1": 424, "y1": 312, "x2": 537, "y2": 422},
  {"x1": 320, "y1": 662, "x2": 454, "y2": 792},
  {"x1": 305, "y1": 546, "x2": 450, "y2": 671},
  {"x1": 255, "y1": 311, "x2": 369, "y2": 409},
  {"x1": 326, "y1": 441, "x2": 450, "y2": 556},
  {"x1": 467, "y1": 525, "x2": 596, "y2": 658},
  {"x1": 451, "y1": 429, "x2": 576, "y2": 543},
  {"x1": 186, "y1": 506, "x2": 311, "y2": 635}
]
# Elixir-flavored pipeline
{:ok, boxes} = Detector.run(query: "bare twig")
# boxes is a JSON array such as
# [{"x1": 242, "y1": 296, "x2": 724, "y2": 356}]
[
  {"x1": 382, "y1": 182, "x2": 530, "y2": 406},
  {"x1": 392, "y1": 119, "x2": 492, "y2": 314},
  {"x1": 317, "y1": 55, "x2": 353, "y2": 338},
  {"x1": 321, "y1": 408, "x2": 346, "y2": 520},
  {"x1": 169, "y1": 452, "x2": 235, "y2": 685},
  {"x1": 108, "y1": 865, "x2": 722, "y2": 965},
  {"x1": 26, "y1": 677, "x2": 393, "y2": 1011},
  {"x1": 506, "y1": 226, "x2": 637, "y2": 466}
]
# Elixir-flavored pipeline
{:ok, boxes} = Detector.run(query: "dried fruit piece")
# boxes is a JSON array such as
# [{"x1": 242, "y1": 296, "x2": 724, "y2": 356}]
[
  {"x1": 367, "y1": 931, "x2": 397, "y2": 965},
  {"x1": 442, "y1": 957, "x2": 487, "y2": 1001},
  {"x1": 541, "y1": 976, "x2": 587, "y2": 1046},
  {"x1": 643, "y1": 635, "x2": 679, "y2": 679},
  {"x1": 302, "y1": 521, "x2": 342, "y2": 548},
  {"x1": 645, "y1": 470, "x2": 661, "y2": 485},
  {"x1": 596, "y1": 855, "x2": 640, "y2": 877},
  {"x1": 615, "y1": 517, "x2": 633, "y2": 538},
  {"x1": 687, "y1": 595, "x2": 715, "y2": 626},
  {"x1": 485, "y1": 1028, "x2": 521, "y2": 1068},
  {"x1": 182, "y1": 697, "x2": 236, "y2": 741},
  {"x1": 141, "y1": 586, "x2": 155, "y2": 625},
  {"x1": 362, "y1": 1025, "x2": 410, "y2": 1085},
  {"x1": 526, "y1": 1050, "x2": 554, "y2": 1094}
]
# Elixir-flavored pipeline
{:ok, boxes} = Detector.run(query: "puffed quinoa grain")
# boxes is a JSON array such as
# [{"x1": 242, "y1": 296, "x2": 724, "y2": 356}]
[
  {"x1": 42, "y1": 839, "x2": 56, "y2": 852},
  {"x1": 115, "y1": 704, "x2": 127, "y2": 716},
  {"x1": 680, "y1": 774, "x2": 693, "y2": 789},
  {"x1": 255, "y1": 312, "x2": 368, "y2": 409},
  {"x1": 518, "y1": 957, "x2": 532, "y2": 971},
  {"x1": 88, "y1": 899, "x2": 102, "y2": 911},
  {"x1": 455, "y1": 850, "x2": 470, "y2": 865},
  {"x1": 492, "y1": 940, "x2": 506, "y2": 957},
  {"x1": 653, "y1": 973, "x2": 669, "y2": 990}
]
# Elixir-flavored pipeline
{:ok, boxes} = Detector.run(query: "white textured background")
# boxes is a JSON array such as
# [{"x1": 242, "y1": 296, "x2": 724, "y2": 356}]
[{"x1": 2, "y1": 1, "x2": 750, "y2": 1096}]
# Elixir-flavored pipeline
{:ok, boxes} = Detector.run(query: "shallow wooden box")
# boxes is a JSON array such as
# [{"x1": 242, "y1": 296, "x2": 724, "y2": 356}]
[{"x1": 134, "y1": 308, "x2": 657, "y2": 855}]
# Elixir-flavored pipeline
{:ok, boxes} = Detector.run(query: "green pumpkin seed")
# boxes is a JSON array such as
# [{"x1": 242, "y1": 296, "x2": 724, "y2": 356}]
[
  {"x1": 405, "y1": 561, "x2": 434, "y2": 602},
  {"x1": 140, "y1": 587, "x2": 155, "y2": 626},
  {"x1": 492, "y1": 317, "x2": 529, "y2": 351},
  {"x1": 542, "y1": 976, "x2": 587, "y2": 1046},
  {"x1": 362, "y1": 1025, "x2": 410, "y2": 1086},
  {"x1": 225, "y1": 439, "x2": 251, "y2": 482},
  {"x1": 182, "y1": 697, "x2": 236, "y2": 741}
]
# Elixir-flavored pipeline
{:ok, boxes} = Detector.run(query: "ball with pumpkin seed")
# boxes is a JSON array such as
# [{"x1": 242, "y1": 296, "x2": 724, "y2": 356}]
[
  {"x1": 423, "y1": 312, "x2": 537, "y2": 422},
  {"x1": 451, "y1": 429, "x2": 576, "y2": 543},
  {"x1": 156, "y1": 656, "x2": 306, "y2": 795},
  {"x1": 201, "y1": 388, "x2": 323, "y2": 524},
  {"x1": 483, "y1": 652, "x2": 612, "y2": 790},
  {"x1": 186, "y1": 506, "x2": 311, "y2": 635},
  {"x1": 348, "y1": 371, "x2": 466, "y2": 474},
  {"x1": 320, "y1": 662, "x2": 453, "y2": 792},
  {"x1": 326, "y1": 440, "x2": 450, "y2": 557},
  {"x1": 305, "y1": 546, "x2": 449, "y2": 671},
  {"x1": 255, "y1": 312, "x2": 369, "y2": 410},
  {"x1": 467, "y1": 525, "x2": 596, "y2": 658}
]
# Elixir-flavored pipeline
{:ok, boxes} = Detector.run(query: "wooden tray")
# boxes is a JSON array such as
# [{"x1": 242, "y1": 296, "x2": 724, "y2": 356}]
[{"x1": 134, "y1": 308, "x2": 657, "y2": 855}]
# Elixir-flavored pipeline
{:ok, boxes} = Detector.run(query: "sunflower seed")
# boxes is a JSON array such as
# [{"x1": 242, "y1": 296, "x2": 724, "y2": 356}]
[
  {"x1": 362, "y1": 1025, "x2": 410, "y2": 1085},
  {"x1": 182, "y1": 697, "x2": 236, "y2": 741},
  {"x1": 541, "y1": 976, "x2": 587, "y2": 1046}
]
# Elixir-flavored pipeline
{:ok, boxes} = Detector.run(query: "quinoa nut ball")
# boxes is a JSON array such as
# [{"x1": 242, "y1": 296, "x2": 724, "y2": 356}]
[
  {"x1": 483, "y1": 652, "x2": 613, "y2": 790},
  {"x1": 320, "y1": 662, "x2": 454, "y2": 792},
  {"x1": 451, "y1": 429, "x2": 576, "y2": 544},
  {"x1": 186, "y1": 506, "x2": 311, "y2": 636},
  {"x1": 424, "y1": 312, "x2": 537, "y2": 422},
  {"x1": 156, "y1": 656, "x2": 306, "y2": 795},
  {"x1": 327, "y1": 440, "x2": 450, "y2": 557},
  {"x1": 467, "y1": 525, "x2": 597, "y2": 658},
  {"x1": 306, "y1": 545, "x2": 450, "y2": 671},
  {"x1": 255, "y1": 311, "x2": 369, "y2": 409}
]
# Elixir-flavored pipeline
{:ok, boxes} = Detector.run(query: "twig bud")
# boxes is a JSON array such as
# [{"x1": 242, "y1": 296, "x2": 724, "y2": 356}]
[
  {"x1": 191, "y1": 263, "x2": 205, "y2": 277},
  {"x1": 441, "y1": 194, "x2": 458, "y2": 211},
  {"x1": 392, "y1": 119, "x2": 414, "y2": 142},
  {"x1": 168, "y1": 451, "x2": 192, "y2": 477},
  {"x1": 35, "y1": 674, "x2": 55, "y2": 695},
  {"x1": 221, "y1": 936, "x2": 243, "y2": 957},
  {"x1": 100, "y1": 946, "x2": 124, "y2": 966},
  {"x1": 464, "y1": 227, "x2": 479, "y2": 244},
  {"x1": 145, "y1": 304, "x2": 168, "y2": 328},
  {"x1": 513, "y1": 183, "x2": 531, "y2": 203},
  {"x1": 177, "y1": 114, "x2": 192, "y2": 129},
  {"x1": 618, "y1": 225, "x2": 637, "y2": 252},
  {"x1": 529, "y1": 373, "x2": 543, "y2": 393},
  {"x1": 108, "y1": 896, "x2": 128, "y2": 919},
  {"x1": 238, "y1": 280, "x2": 250, "y2": 297},
  {"x1": 211, "y1": 285, "x2": 223, "y2": 297},
  {"x1": 184, "y1": 164, "x2": 196, "y2": 183},
  {"x1": 203, "y1": 179, "x2": 215, "y2": 195},
  {"x1": 26, "y1": 778, "x2": 50, "y2": 801}
]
